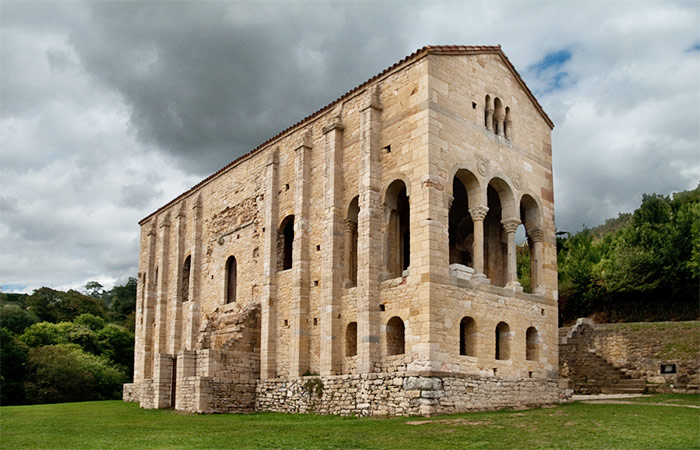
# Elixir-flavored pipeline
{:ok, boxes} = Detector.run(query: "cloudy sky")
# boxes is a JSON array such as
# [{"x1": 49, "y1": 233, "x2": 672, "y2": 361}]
[{"x1": 1, "y1": 1, "x2": 698, "y2": 293}]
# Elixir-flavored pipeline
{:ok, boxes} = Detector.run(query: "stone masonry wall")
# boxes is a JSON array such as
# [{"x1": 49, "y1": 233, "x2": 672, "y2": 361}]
[
  {"x1": 256, "y1": 373, "x2": 565, "y2": 416},
  {"x1": 560, "y1": 319, "x2": 699, "y2": 394},
  {"x1": 591, "y1": 322, "x2": 699, "y2": 393}
]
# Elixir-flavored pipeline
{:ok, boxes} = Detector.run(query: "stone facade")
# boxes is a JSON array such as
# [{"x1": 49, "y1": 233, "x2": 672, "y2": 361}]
[
  {"x1": 124, "y1": 45, "x2": 566, "y2": 415},
  {"x1": 560, "y1": 319, "x2": 699, "y2": 394}
]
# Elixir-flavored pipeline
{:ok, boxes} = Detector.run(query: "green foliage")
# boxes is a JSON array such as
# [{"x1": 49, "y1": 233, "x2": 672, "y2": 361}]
[
  {"x1": 74, "y1": 313, "x2": 106, "y2": 331},
  {"x1": 0, "y1": 327, "x2": 29, "y2": 405},
  {"x1": 2, "y1": 280, "x2": 137, "y2": 405},
  {"x1": 0, "y1": 304, "x2": 39, "y2": 334},
  {"x1": 516, "y1": 244, "x2": 531, "y2": 292},
  {"x1": 26, "y1": 287, "x2": 108, "y2": 323},
  {"x1": 97, "y1": 324, "x2": 135, "y2": 376},
  {"x1": 23, "y1": 344, "x2": 127, "y2": 404},
  {"x1": 107, "y1": 277, "x2": 137, "y2": 324},
  {"x1": 558, "y1": 185, "x2": 700, "y2": 324},
  {"x1": 20, "y1": 322, "x2": 68, "y2": 348}
]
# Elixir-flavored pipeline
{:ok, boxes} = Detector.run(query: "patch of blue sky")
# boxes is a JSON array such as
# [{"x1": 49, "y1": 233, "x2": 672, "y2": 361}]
[
  {"x1": 528, "y1": 48, "x2": 573, "y2": 95},
  {"x1": 1, "y1": 284, "x2": 29, "y2": 294},
  {"x1": 687, "y1": 41, "x2": 700, "y2": 52}
]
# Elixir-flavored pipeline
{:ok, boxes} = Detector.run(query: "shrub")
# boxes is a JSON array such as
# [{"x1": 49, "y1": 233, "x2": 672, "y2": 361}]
[{"x1": 24, "y1": 344, "x2": 127, "y2": 404}]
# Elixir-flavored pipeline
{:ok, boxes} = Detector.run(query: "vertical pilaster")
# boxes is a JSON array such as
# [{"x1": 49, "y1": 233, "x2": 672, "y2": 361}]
[
  {"x1": 169, "y1": 204, "x2": 186, "y2": 354},
  {"x1": 469, "y1": 205, "x2": 489, "y2": 279},
  {"x1": 260, "y1": 151, "x2": 279, "y2": 379},
  {"x1": 290, "y1": 132, "x2": 312, "y2": 377},
  {"x1": 357, "y1": 86, "x2": 382, "y2": 374},
  {"x1": 184, "y1": 195, "x2": 202, "y2": 350},
  {"x1": 501, "y1": 217, "x2": 521, "y2": 289},
  {"x1": 154, "y1": 214, "x2": 171, "y2": 354},
  {"x1": 320, "y1": 116, "x2": 344, "y2": 375},
  {"x1": 142, "y1": 223, "x2": 158, "y2": 379}
]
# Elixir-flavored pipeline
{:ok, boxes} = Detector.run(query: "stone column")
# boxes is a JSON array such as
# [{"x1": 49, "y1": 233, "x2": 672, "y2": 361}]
[
  {"x1": 154, "y1": 214, "x2": 171, "y2": 354},
  {"x1": 501, "y1": 217, "x2": 521, "y2": 289},
  {"x1": 468, "y1": 205, "x2": 489, "y2": 280},
  {"x1": 357, "y1": 85, "x2": 382, "y2": 374},
  {"x1": 289, "y1": 133, "x2": 311, "y2": 377},
  {"x1": 485, "y1": 97, "x2": 494, "y2": 131},
  {"x1": 184, "y1": 195, "x2": 202, "y2": 350},
  {"x1": 495, "y1": 112, "x2": 505, "y2": 137},
  {"x1": 320, "y1": 116, "x2": 344, "y2": 376},
  {"x1": 528, "y1": 227, "x2": 545, "y2": 294},
  {"x1": 260, "y1": 151, "x2": 279, "y2": 379},
  {"x1": 343, "y1": 219, "x2": 357, "y2": 286},
  {"x1": 504, "y1": 108, "x2": 512, "y2": 140}
]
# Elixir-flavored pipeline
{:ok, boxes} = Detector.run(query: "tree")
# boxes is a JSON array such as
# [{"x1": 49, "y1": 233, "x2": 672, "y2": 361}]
[
  {"x1": 26, "y1": 288, "x2": 107, "y2": 323},
  {"x1": 0, "y1": 304, "x2": 39, "y2": 334},
  {"x1": 0, "y1": 327, "x2": 29, "y2": 405},
  {"x1": 108, "y1": 277, "x2": 137, "y2": 324},
  {"x1": 24, "y1": 344, "x2": 127, "y2": 404},
  {"x1": 84, "y1": 281, "x2": 104, "y2": 299},
  {"x1": 97, "y1": 324, "x2": 135, "y2": 375}
]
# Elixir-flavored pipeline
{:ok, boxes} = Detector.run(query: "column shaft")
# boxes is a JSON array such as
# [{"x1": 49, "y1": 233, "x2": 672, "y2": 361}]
[{"x1": 260, "y1": 152, "x2": 279, "y2": 379}]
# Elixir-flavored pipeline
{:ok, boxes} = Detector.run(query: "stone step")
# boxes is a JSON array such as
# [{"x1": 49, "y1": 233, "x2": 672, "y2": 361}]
[
  {"x1": 615, "y1": 378, "x2": 645, "y2": 387},
  {"x1": 601, "y1": 386, "x2": 646, "y2": 394}
]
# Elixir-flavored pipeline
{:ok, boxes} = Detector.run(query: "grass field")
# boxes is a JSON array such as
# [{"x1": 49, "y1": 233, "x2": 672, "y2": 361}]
[{"x1": 1, "y1": 395, "x2": 698, "y2": 449}]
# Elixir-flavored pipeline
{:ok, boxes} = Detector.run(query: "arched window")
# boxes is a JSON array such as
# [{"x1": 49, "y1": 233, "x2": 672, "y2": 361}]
[
  {"x1": 449, "y1": 171, "x2": 479, "y2": 267},
  {"x1": 225, "y1": 256, "x2": 237, "y2": 303},
  {"x1": 385, "y1": 180, "x2": 410, "y2": 278},
  {"x1": 181, "y1": 255, "x2": 191, "y2": 302},
  {"x1": 346, "y1": 196, "x2": 359, "y2": 286},
  {"x1": 526, "y1": 326, "x2": 539, "y2": 361},
  {"x1": 459, "y1": 317, "x2": 477, "y2": 356},
  {"x1": 484, "y1": 179, "x2": 515, "y2": 287},
  {"x1": 495, "y1": 322, "x2": 511, "y2": 360},
  {"x1": 279, "y1": 215, "x2": 294, "y2": 271},
  {"x1": 346, "y1": 322, "x2": 357, "y2": 357},
  {"x1": 386, "y1": 316, "x2": 405, "y2": 355}
]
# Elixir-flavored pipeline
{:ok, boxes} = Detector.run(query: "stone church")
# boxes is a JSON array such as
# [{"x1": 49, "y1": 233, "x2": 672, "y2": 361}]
[{"x1": 123, "y1": 45, "x2": 565, "y2": 416}]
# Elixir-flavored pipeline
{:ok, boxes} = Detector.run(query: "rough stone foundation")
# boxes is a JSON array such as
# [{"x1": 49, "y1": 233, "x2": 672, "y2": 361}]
[{"x1": 256, "y1": 374, "x2": 565, "y2": 416}]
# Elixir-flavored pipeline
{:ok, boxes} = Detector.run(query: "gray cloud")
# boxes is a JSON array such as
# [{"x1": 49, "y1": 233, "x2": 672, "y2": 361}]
[{"x1": 1, "y1": 0, "x2": 698, "y2": 291}]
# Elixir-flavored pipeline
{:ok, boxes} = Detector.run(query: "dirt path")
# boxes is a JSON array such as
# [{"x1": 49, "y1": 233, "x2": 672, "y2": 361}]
[{"x1": 579, "y1": 400, "x2": 700, "y2": 409}]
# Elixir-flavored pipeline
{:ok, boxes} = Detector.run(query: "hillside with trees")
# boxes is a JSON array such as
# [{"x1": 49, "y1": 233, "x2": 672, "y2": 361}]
[
  {"x1": 0, "y1": 279, "x2": 136, "y2": 405},
  {"x1": 553, "y1": 185, "x2": 699, "y2": 325}
]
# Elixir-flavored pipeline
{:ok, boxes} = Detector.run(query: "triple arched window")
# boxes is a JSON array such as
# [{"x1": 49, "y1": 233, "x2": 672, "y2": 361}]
[{"x1": 484, "y1": 95, "x2": 512, "y2": 140}]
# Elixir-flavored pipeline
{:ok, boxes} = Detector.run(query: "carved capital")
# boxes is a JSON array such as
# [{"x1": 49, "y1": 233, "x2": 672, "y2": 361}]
[
  {"x1": 446, "y1": 195, "x2": 454, "y2": 210},
  {"x1": 528, "y1": 227, "x2": 545, "y2": 243},
  {"x1": 501, "y1": 217, "x2": 521, "y2": 233},
  {"x1": 344, "y1": 219, "x2": 357, "y2": 233},
  {"x1": 469, "y1": 205, "x2": 489, "y2": 222}
]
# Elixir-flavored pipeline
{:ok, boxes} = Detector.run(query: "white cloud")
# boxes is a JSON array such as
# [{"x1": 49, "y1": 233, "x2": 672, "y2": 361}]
[{"x1": 0, "y1": 0, "x2": 698, "y2": 290}]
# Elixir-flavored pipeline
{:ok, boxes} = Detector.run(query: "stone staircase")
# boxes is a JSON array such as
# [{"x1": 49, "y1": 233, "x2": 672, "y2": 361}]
[{"x1": 559, "y1": 320, "x2": 645, "y2": 395}]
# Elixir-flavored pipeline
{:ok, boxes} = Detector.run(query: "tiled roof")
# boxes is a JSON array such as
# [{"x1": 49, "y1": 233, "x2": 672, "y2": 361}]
[{"x1": 140, "y1": 45, "x2": 552, "y2": 224}]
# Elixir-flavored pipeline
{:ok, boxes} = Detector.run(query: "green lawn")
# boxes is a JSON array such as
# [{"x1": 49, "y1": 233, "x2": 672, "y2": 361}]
[{"x1": 1, "y1": 396, "x2": 699, "y2": 449}]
